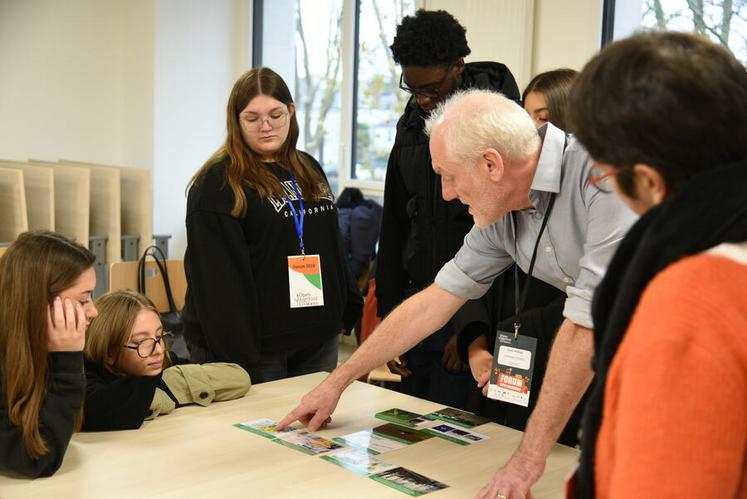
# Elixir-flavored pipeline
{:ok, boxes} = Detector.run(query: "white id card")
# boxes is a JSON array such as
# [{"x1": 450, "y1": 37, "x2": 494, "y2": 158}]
[
  {"x1": 487, "y1": 332, "x2": 537, "y2": 407},
  {"x1": 287, "y1": 254, "x2": 324, "y2": 308}
]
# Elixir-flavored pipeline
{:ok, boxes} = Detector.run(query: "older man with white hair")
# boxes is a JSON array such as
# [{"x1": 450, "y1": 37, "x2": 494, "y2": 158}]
[{"x1": 279, "y1": 89, "x2": 637, "y2": 498}]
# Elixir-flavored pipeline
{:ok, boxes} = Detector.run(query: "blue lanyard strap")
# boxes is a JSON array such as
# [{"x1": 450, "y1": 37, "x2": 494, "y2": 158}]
[{"x1": 285, "y1": 173, "x2": 305, "y2": 254}]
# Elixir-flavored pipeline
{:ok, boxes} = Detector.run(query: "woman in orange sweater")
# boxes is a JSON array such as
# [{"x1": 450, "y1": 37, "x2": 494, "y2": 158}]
[{"x1": 567, "y1": 32, "x2": 747, "y2": 497}]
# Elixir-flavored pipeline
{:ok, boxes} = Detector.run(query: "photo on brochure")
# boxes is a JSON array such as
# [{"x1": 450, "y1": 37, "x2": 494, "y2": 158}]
[
  {"x1": 372, "y1": 423, "x2": 435, "y2": 445},
  {"x1": 370, "y1": 466, "x2": 449, "y2": 496},
  {"x1": 274, "y1": 430, "x2": 345, "y2": 455},
  {"x1": 374, "y1": 408, "x2": 426, "y2": 427},
  {"x1": 334, "y1": 429, "x2": 408, "y2": 455},
  {"x1": 422, "y1": 423, "x2": 491, "y2": 446},
  {"x1": 425, "y1": 407, "x2": 491, "y2": 429},
  {"x1": 320, "y1": 448, "x2": 399, "y2": 477},
  {"x1": 233, "y1": 418, "x2": 300, "y2": 439}
]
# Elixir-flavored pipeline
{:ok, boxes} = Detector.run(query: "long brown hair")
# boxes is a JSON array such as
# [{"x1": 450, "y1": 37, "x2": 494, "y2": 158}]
[
  {"x1": 0, "y1": 231, "x2": 95, "y2": 458},
  {"x1": 522, "y1": 68, "x2": 578, "y2": 132},
  {"x1": 189, "y1": 67, "x2": 326, "y2": 217},
  {"x1": 85, "y1": 290, "x2": 172, "y2": 375}
]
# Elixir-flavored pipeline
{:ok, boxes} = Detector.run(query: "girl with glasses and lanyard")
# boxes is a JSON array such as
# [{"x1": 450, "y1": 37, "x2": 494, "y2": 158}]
[
  {"x1": 183, "y1": 67, "x2": 362, "y2": 384},
  {"x1": 82, "y1": 290, "x2": 250, "y2": 431}
]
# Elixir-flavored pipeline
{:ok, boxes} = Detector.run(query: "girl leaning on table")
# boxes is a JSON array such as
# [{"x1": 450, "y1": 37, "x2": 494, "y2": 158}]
[
  {"x1": 0, "y1": 231, "x2": 98, "y2": 478},
  {"x1": 82, "y1": 290, "x2": 250, "y2": 431}
]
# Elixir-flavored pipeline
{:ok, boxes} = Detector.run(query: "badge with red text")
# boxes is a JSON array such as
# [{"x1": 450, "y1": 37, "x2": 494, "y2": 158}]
[
  {"x1": 287, "y1": 255, "x2": 324, "y2": 308},
  {"x1": 487, "y1": 331, "x2": 537, "y2": 407}
]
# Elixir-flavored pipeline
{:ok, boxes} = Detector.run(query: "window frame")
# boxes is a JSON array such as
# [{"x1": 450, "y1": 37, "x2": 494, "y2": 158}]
[{"x1": 251, "y1": 0, "x2": 422, "y2": 198}]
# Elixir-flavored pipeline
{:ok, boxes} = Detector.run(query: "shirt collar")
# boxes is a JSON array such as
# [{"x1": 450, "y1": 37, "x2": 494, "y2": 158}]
[{"x1": 530, "y1": 122, "x2": 565, "y2": 194}]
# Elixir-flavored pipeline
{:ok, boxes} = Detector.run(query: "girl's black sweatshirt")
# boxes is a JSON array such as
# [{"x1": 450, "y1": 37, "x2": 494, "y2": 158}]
[{"x1": 182, "y1": 154, "x2": 362, "y2": 378}]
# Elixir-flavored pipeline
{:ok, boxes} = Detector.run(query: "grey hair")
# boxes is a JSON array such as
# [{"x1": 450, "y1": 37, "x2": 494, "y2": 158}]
[{"x1": 424, "y1": 88, "x2": 539, "y2": 166}]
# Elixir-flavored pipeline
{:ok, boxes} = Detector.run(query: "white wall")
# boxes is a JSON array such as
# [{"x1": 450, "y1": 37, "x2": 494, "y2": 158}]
[
  {"x1": 425, "y1": 0, "x2": 602, "y2": 90},
  {"x1": 532, "y1": 0, "x2": 602, "y2": 75},
  {"x1": 153, "y1": 0, "x2": 250, "y2": 258},
  {"x1": 0, "y1": 0, "x2": 251, "y2": 259},
  {"x1": 0, "y1": 0, "x2": 154, "y2": 167}
]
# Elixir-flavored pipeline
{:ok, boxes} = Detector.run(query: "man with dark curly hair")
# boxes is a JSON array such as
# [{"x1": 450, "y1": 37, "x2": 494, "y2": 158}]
[{"x1": 375, "y1": 9, "x2": 527, "y2": 409}]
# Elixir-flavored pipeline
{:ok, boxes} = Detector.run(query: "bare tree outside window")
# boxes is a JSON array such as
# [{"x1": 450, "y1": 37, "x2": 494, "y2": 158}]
[
  {"x1": 354, "y1": 0, "x2": 416, "y2": 182},
  {"x1": 293, "y1": 0, "x2": 344, "y2": 191},
  {"x1": 642, "y1": 0, "x2": 747, "y2": 64}
]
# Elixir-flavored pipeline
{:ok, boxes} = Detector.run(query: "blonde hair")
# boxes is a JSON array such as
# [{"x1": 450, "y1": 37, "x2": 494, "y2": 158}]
[
  {"x1": 424, "y1": 88, "x2": 539, "y2": 166},
  {"x1": 0, "y1": 231, "x2": 95, "y2": 458},
  {"x1": 85, "y1": 290, "x2": 172, "y2": 376}
]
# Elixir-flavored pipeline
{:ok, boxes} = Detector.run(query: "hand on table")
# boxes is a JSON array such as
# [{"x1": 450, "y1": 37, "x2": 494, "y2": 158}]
[
  {"x1": 47, "y1": 297, "x2": 87, "y2": 352},
  {"x1": 276, "y1": 378, "x2": 341, "y2": 431},
  {"x1": 474, "y1": 452, "x2": 545, "y2": 499}
]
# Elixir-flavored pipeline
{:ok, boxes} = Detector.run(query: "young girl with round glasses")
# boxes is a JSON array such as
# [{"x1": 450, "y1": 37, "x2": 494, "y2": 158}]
[
  {"x1": 0, "y1": 230, "x2": 98, "y2": 477},
  {"x1": 82, "y1": 290, "x2": 250, "y2": 431}
]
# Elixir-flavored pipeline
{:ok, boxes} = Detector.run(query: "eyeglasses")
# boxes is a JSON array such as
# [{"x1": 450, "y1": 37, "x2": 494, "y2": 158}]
[
  {"x1": 399, "y1": 63, "x2": 454, "y2": 99},
  {"x1": 240, "y1": 111, "x2": 289, "y2": 132},
  {"x1": 588, "y1": 166, "x2": 622, "y2": 193},
  {"x1": 123, "y1": 333, "x2": 174, "y2": 358}
]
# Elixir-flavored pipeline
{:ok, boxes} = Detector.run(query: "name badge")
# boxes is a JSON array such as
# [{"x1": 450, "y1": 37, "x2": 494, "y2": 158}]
[
  {"x1": 287, "y1": 255, "x2": 324, "y2": 308},
  {"x1": 487, "y1": 331, "x2": 537, "y2": 407}
]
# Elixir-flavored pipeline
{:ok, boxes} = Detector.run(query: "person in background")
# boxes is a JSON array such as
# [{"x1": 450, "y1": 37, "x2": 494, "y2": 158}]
[
  {"x1": 183, "y1": 67, "x2": 362, "y2": 383},
  {"x1": 567, "y1": 32, "x2": 747, "y2": 498},
  {"x1": 522, "y1": 69, "x2": 578, "y2": 131},
  {"x1": 376, "y1": 8, "x2": 522, "y2": 409},
  {"x1": 83, "y1": 290, "x2": 250, "y2": 431},
  {"x1": 0, "y1": 231, "x2": 98, "y2": 477}
]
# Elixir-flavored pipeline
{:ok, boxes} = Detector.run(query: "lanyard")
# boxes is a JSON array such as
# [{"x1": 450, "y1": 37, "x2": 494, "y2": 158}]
[
  {"x1": 510, "y1": 193, "x2": 556, "y2": 339},
  {"x1": 285, "y1": 173, "x2": 305, "y2": 255}
]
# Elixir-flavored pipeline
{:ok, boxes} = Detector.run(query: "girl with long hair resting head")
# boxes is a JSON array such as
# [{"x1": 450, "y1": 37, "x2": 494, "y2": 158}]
[
  {"x1": 82, "y1": 290, "x2": 250, "y2": 431},
  {"x1": 0, "y1": 231, "x2": 98, "y2": 477}
]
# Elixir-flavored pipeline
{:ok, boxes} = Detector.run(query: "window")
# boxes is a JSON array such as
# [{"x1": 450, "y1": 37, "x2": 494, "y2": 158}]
[
  {"x1": 605, "y1": 0, "x2": 746, "y2": 64},
  {"x1": 352, "y1": 0, "x2": 416, "y2": 183},
  {"x1": 254, "y1": 0, "x2": 417, "y2": 195}
]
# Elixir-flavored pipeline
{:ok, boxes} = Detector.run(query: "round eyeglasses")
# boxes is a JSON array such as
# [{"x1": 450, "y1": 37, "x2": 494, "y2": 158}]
[
  {"x1": 399, "y1": 63, "x2": 455, "y2": 99},
  {"x1": 587, "y1": 166, "x2": 622, "y2": 193},
  {"x1": 240, "y1": 111, "x2": 289, "y2": 132},
  {"x1": 123, "y1": 333, "x2": 175, "y2": 358}
]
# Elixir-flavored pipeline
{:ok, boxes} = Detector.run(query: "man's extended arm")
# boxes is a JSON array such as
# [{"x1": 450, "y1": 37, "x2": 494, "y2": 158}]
[
  {"x1": 277, "y1": 284, "x2": 467, "y2": 431},
  {"x1": 476, "y1": 318, "x2": 594, "y2": 499}
]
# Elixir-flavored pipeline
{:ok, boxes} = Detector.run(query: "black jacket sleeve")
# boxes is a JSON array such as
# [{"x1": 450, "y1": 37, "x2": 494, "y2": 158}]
[
  {"x1": 185, "y1": 179, "x2": 263, "y2": 376},
  {"x1": 375, "y1": 141, "x2": 411, "y2": 317},
  {"x1": 0, "y1": 352, "x2": 85, "y2": 478},
  {"x1": 82, "y1": 363, "x2": 159, "y2": 431},
  {"x1": 452, "y1": 300, "x2": 492, "y2": 362}
]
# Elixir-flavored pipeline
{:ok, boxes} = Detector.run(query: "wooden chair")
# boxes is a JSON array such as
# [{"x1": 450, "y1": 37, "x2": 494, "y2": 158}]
[{"x1": 108, "y1": 259, "x2": 186, "y2": 313}]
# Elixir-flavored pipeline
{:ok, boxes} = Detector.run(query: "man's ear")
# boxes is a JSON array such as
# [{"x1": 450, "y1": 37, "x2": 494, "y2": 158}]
[
  {"x1": 482, "y1": 148, "x2": 504, "y2": 182},
  {"x1": 454, "y1": 58, "x2": 465, "y2": 74},
  {"x1": 632, "y1": 163, "x2": 667, "y2": 205}
]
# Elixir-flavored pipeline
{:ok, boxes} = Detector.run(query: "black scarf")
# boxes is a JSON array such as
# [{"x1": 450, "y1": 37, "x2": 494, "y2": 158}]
[{"x1": 576, "y1": 159, "x2": 747, "y2": 498}]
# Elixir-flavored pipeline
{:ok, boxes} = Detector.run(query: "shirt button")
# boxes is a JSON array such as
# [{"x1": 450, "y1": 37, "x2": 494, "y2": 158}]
[
  {"x1": 544, "y1": 246, "x2": 552, "y2": 253},
  {"x1": 534, "y1": 212, "x2": 543, "y2": 220},
  {"x1": 564, "y1": 277, "x2": 574, "y2": 284},
  {"x1": 199, "y1": 391, "x2": 209, "y2": 399}
]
